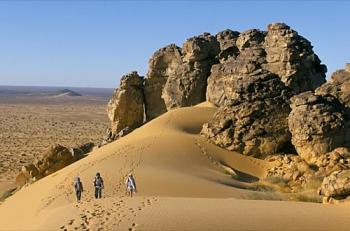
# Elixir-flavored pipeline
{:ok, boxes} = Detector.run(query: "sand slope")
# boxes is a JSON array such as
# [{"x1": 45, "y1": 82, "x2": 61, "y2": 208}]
[{"x1": 0, "y1": 103, "x2": 349, "y2": 231}]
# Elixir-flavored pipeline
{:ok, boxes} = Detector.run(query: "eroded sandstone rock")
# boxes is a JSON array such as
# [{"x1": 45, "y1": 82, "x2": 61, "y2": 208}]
[
  {"x1": 215, "y1": 29, "x2": 240, "y2": 62},
  {"x1": 144, "y1": 44, "x2": 182, "y2": 120},
  {"x1": 207, "y1": 29, "x2": 266, "y2": 106},
  {"x1": 313, "y1": 147, "x2": 350, "y2": 175},
  {"x1": 107, "y1": 71, "x2": 145, "y2": 136},
  {"x1": 206, "y1": 23, "x2": 327, "y2": 107},
  {"x1": 15, "y1": 143, "x2": 94, "y2": 187},
  {"x1": 319, "y1": 170, "x2": 350, "y2": 199},
  {"x1": 264, "y1": 23, "x2": 326, "y2": 93},
  {"x1": 316, "y1": 64, "x2": 350, "y2": 107},
  {"x1": 201, "y1": 70, "x2": 293, "y2": 158},
  {"x1": 288, "y1": 92, "x2": 349, "y2": 163},
  {"x1": 162, "y1": 33, "x2": 220, "y2": 110},
  {"x1": 265, "y1": 155, "x2": 314, "y2": 186}
]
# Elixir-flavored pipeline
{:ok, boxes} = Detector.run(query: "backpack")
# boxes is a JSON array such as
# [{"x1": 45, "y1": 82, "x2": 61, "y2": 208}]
[{"x1": 94, "y1": 176, "x2": 103, "y2": 188}]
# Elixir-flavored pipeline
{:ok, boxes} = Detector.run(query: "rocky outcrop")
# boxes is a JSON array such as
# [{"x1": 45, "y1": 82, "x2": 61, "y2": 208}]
[
  {"x1": 15, "y1": 143, "x2": 94, "y2": 187},
  {"x1": 313, "y1": 147, "x2": 350, "y2": 175},
  {"x1": 201, "y1": 27, "x2": 294, "y2": 158},
  {"x1": 316, "y1": 64, "x2": 350, "y2": 107},
  {"x1": 107, "y1": 71, "x2": 145, "y2": 137},
  {"x1": 319, "y1": 170, "x2": 350, "y2": 200},
  {"x1": 105, "y1": 23, "x2": 328, "y2": 161},
  {"x1": 206, "y1": 23, "x2": 327, "y2": 107},
  {"x1": 215, "y1": 29, "x2": 240, "y2": 62},
  {"x1": 288, "y1": 92, "x2": 349, "y2": 164},
  {"x1": 264, "y1": 23, "x2": 326, "y2": 93},
  {"x1": 144, "y1": 44, "x2": 182, "y2": 120},
  {"x1": 162, "y1": 33, "x2": 220, "y2": 110},
  {"x1": 207, "y1": 29, "x2": 267, "y2": 106},
  {"x1": 265, "y1": 155, "x2": 314, "y2": 187},
  {"x1": 201, "y1": 70, "x2": 293, "y2": 158}
]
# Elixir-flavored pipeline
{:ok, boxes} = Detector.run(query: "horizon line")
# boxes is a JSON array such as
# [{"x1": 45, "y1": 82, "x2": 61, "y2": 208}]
[{"x1": 0, "y1": 84, "x2": 115, "y2": 90}]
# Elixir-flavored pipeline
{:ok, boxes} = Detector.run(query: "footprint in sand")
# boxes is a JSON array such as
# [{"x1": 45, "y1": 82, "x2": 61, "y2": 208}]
[{"x1": 68, "y1": 219, "x2": 75, "y2": 225}]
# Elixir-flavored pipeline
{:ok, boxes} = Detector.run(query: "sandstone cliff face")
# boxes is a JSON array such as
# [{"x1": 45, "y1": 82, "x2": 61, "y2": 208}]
[
  {"x1": 162, "y1": 33, "x2": 220, "y2": 110},
  {"x1": 316, "y1": 64, "x2": 350, "y2": 107},
  {"x1": 288, "y1": 92, "x2": 349, "y2": 164},
  {"x1": 144, "y1": 44, "x2": 182, "y2": 120},
  {"x1": 107, "y1": 72, "x2": 145, "y2": 136}
]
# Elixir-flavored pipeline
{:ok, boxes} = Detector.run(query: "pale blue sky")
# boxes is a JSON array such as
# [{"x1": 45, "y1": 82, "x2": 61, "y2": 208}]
[{"x1": 0, "y1": 1, "x2": 349, "y2": 88}]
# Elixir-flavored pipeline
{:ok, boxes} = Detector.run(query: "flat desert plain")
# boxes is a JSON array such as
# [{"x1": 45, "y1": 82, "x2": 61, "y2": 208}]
[{"x1": 0, "y1": 86, "x2": 111, "y2": 196}]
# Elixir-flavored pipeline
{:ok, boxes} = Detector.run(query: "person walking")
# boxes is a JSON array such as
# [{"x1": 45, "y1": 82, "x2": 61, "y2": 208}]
[
  {"x1": 93, "y1": 172, "x2": 104, "y2": 199},
  {"x1": 125, "y1": 173, "x2": 137, "y2": 197},
  {"x1": 74, "y1": 177, "x2": 83, "y2": 202}
]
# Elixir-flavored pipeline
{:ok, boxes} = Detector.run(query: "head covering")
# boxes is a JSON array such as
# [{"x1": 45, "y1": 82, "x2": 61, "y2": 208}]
[{"x1": 96, "y1": 172, "x2": 100, "y2": 177}]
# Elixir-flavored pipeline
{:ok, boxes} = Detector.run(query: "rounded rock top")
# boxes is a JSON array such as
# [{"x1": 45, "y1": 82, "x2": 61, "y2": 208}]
[
  {"x1": 345, "y1": 63, "x2": 350, "y2": 73},
  {"x1": 267, "y1": 22, "x2": 290, "y2": 31}
]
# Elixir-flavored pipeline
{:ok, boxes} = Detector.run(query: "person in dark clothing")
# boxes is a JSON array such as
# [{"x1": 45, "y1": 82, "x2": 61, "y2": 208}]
[
  {"x1": 74, "y1": 177, "x2": 83, "y2": 202},
  {"x1": 93, "y1": 172, "x2": 104, "y2": 199}
]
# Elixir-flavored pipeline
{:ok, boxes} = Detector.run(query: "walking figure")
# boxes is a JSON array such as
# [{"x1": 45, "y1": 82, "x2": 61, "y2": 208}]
[
  {"x1": 74, "y1": 177, "x2": 83, "y2": 202},
  {"x1": 93, "y1": 172, "x2": 104, "y2": 199},
  {"x1": 125, "y1": 173, "x2": 137, "y2": 197}
]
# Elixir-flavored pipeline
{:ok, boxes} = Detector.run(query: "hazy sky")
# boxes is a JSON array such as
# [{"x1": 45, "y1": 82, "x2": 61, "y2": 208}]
[{"x1": 0, "y1": 1, "x2": 349, "y2": 88}]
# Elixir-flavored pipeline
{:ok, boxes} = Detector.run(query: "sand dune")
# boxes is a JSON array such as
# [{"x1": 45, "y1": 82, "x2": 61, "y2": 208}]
[{"x1": 0, "y1": 103, "x2": 349, "y2": 231}]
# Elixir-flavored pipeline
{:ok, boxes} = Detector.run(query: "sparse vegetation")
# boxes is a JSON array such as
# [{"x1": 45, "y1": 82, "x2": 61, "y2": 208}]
[{"x1": 0, "y1": 94, "x2": 109, "y2": 185}]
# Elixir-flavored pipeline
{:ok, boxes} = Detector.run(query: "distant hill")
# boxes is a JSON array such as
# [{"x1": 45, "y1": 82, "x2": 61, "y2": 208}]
[{"x1": 53, "y1": 89, "x2": 82, "y2": 97}]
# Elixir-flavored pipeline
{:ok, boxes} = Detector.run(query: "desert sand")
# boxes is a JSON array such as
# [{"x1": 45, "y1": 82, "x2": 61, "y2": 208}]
[
  {"x1": 0, "y1": 102, "x2": 349, "y2": 231},
  {"x1": 0, "y1": 89, "x2": 110, "y2": 195}
]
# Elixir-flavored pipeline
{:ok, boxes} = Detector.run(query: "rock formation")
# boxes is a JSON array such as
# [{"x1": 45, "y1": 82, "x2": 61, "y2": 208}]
[
  {"x1": 206, "y1": 23, "x2": 326, "y2": 107},
  {"x1": 162, "y1": 33, "x2": 220, "y2": 110},
  {"x1": 215, "y1": 29, "x2": 240, "y2": 62},
  {"x1": 265, "y1": 155, "x2": 314, "y2": 187},
  {"x1": 144, "y1": 44, "x2": 182, "y2": 120},
  {"x1": 201, "y1": 70, "x2": 293, "y2": 158},
  {"x1": 316, "y1": 63, "x2": 350, "y2": 107},
  {"x1": 207, "y1": 29, "x2": 266, "y2": 106},
  {"x1": 107, "y1": 71, "x2": 145, "y2": 137},
  {"x1": 288, "y1": 91, "x2": 350, "y2": 164},
  {"x1": 319, "y1": 170, "x2": 350, "y2": 200},
  {"x1": 313, "y1": 147, "x2": 350, "y2": 175},
  {"x1": 106, "y1": 22, "x2": 335, "y2": 166},
  {"x1": 263, "y1": 23, "x2": 326, "y2": 93},
  {"x1": 15, "y1": 143, "x2": 94, "y2": 187}
]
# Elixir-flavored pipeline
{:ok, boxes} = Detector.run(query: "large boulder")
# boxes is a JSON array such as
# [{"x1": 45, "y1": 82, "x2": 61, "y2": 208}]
[
  {"x1": 319, "y1": 170, "x2": 350, "y2": 199},
  {"x1": 288, "y1": 92, "x2": 350, "y2": 163},
  {"x1": 201, "y1": 70, "x2": 293, "y2": 158},
  {"x1": 162, "y1": 33, "x2": 220, "y2": 110},
  {"x1": 264, "y1": 23, "x2": 326, "y2": 93},
  {"x1": 316, "y1": 63, "x2": 350, "y2": 107},
  {"x1": 144, "y1": 44, "x2": 182, "y2": 120},
  {"x1": 107, "y1": 71, "x2": 145, "y2": 136}
]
